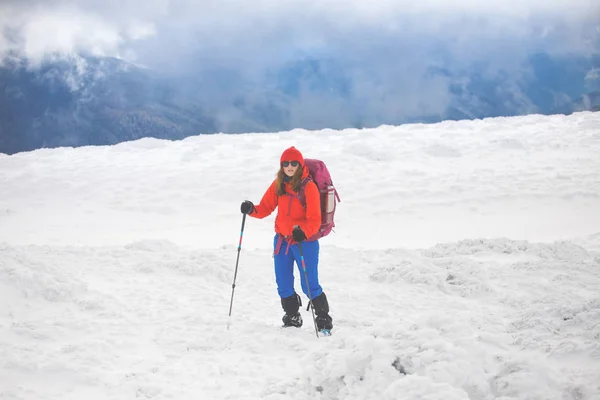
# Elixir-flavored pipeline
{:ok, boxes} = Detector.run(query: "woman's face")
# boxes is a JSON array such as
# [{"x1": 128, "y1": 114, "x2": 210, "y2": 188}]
[{"x1": 281, "y1": 160, "x2": 301, "y2": 177}]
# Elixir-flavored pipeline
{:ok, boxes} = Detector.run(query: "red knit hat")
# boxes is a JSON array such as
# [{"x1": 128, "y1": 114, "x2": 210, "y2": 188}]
[{"x1": 280, "y1": 146, "x2": 304, "y2": 166}]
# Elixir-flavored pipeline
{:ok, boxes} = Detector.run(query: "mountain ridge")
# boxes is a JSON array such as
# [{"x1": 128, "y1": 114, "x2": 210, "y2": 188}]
[{"x1": 1, "y1": 53, "x2": 598, "y2": 155}]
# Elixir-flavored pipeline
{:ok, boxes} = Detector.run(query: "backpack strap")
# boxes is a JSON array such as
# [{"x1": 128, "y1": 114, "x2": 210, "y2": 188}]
[
  {"x1": 297, "y1": 176, "x2": 312, "y2": 209},
  {"x1": 274, "y1": 234, "x2": 293, "y2": 255}
]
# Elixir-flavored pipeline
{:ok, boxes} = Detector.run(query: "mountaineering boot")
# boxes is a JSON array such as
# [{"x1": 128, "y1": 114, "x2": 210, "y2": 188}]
[
  {"x1": 282, "y1": 312, "x2": 303, "y2": 328},
  {"x1": 281, "y1": 293, "x2": 303, "y2": 328},
  {"x1": 311, "y1": 292, "x2": 333, "y2": 331}
]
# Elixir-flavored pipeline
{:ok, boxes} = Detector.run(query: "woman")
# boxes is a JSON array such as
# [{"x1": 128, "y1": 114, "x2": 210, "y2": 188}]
[{"x1": 240, "y1": 146, "x2": 333, "y2": 332}]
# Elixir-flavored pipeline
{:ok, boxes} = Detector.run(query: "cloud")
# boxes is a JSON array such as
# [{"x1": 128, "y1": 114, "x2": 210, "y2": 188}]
[
  {"x1": 0, "y1": 1, "x2": 158, "y2": 66},
  {"x1": 1, "y1": 0, "x2": 598, "y2": 128},
  {"x1": 2, "y1": 0, "x2": 597, "y2": 64}
]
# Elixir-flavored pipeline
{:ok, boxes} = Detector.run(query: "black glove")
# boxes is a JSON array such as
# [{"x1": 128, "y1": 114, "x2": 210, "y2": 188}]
[
  {"x1": 292, "y1": 226, "x2": 307, "y2": 243},
  {"x1": 240, "y1": 200, "x2": 254, "y2": 214}
]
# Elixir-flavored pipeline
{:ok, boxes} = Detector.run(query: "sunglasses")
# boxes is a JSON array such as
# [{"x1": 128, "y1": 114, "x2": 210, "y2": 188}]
[{"x1": 281, "y1": 161, "x2": 301, "y2": 168}]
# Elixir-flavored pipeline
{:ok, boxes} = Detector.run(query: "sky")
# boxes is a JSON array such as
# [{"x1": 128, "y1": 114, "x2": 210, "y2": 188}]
[
  {"x1": 1, "y1": 111, "x2": 600, "y2": 399},
  {"x1": 1, "y1": 0, "x2": 598, "y2": 65},
  {"x1": 0, "y1": 0, "x2": 599, "y2": 132}
]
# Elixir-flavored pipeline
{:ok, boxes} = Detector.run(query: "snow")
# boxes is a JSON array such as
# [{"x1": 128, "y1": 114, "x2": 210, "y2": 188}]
[{"x1": 1, "y1": 111, "x2": 600, "y2": 400}]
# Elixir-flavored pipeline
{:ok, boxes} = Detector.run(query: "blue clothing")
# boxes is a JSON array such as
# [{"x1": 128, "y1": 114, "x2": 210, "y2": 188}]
[{"x1": 273, "y1": 235, "x2": 323, "y2": 300}]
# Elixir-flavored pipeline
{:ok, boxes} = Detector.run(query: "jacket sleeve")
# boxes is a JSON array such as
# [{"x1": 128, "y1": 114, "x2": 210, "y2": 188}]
[
  {"x1": 251, "y1": 180, "x2": 278, "y2": 219},
  {"x1": 298, "y1": 181, "x2": 321, "y2": 239}
]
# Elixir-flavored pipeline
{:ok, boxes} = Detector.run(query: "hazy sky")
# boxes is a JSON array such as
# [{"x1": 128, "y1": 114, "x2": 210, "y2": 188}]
[
  {"x1": 1, "y1": 0, "x2": 597, "y2": 65},
  {"x1": 1, "y1": 0, "x2": 598, "y2": 127}
]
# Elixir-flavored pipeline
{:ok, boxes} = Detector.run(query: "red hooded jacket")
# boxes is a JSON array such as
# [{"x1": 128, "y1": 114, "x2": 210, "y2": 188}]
[{"x1": 249, "y1": 165, "x2": 321, "y2": 240}]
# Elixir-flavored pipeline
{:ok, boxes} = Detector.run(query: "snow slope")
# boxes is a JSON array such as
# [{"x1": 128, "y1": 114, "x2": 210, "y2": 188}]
[{"x1": 1, "y1": 111, "x2": 600, "y2": 399}]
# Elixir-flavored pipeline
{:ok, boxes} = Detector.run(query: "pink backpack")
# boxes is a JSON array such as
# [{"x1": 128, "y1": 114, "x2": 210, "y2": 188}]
[{"x1": 298, "y1": 159, "x2": 341, "y2": 241}]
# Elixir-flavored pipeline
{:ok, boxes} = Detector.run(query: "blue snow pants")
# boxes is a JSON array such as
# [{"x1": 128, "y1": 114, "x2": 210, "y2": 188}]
[{"x1": 273, "y1": 235, "x2": 323, "y2": 300}]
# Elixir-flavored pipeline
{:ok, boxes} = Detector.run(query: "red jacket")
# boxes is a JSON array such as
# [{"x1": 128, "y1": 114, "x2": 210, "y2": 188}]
[{"x1": 250, "y1": 166, "x2": 321, "y2": 239}]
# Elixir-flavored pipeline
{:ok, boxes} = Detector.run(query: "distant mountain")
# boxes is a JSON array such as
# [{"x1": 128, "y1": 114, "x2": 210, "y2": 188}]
[
  {"x1": 0, "y1": 56, "x2": 217, "y2": 155},
  {"x1": 231, "y1": 54, "x2": 599, "y2": 128},
  {"x1": 0, "y1": 53, "x2": 598, "y2": 155},
  {"x1": 552, "y1": 91, "x2": 600, "y2": 114}
]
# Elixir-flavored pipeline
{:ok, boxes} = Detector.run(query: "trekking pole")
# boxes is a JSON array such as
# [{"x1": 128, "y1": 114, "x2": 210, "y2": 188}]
[
  {"x1": 298, "y1": 242, "x2": 320, "y2": 338},
  {"x1": 228, "y1": 213, "x2": 247, "y2": 327}
]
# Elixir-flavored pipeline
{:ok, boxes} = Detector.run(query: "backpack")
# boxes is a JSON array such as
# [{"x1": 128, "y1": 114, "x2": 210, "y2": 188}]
[{"x1": 298, "y1": 158, "x2": 341, "y2": 241}]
